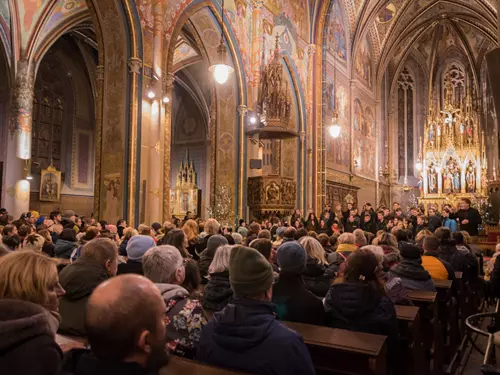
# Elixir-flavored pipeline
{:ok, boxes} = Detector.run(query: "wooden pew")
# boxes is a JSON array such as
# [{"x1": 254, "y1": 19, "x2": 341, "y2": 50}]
[
  {"x1": 395, "y1": 305, "x2": 427, "y2": 375},
  {"x1": 433, "y1": 279, "x2": 459, "y2": 361},
  {"x1": 162, "y1": 356, "x2": 250, "y2": 375},
  {"x1": 284, "y1": 321, "x2": 387, "y2": 375},
  {"x1": 407, "y1": 291, "x2": 443, "y2": 375},
  {"x1": 454, "y1": 272, "x2": 466, "y2": 336}
]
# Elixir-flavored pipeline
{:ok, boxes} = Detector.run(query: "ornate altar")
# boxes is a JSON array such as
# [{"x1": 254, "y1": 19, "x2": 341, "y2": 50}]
[
  {"x1": 247, "y1": 176, "x2": 297, "y2": 218},
  {"x1": 419, "y1": 75, "x2": 487, "y2": 211},
  {"x1": 170, "y1": 151, "x2": 201, "y2": 218}
]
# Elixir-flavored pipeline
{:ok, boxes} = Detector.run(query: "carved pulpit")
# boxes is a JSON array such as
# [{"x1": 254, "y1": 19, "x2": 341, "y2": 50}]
[{"x1": 171, "y1": 151, "x2": 201, "y2": 218}]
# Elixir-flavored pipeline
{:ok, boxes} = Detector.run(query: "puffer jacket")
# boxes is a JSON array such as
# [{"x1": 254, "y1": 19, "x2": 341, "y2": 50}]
[
  {"x1": 54, "y1": 239, "x2": 78, "y2": 259},
  {"x1": 301, "y1": 257, "x2": 335, "y2": 297},
  {"x1": 203, "y1": 271, "x2": 233, "y2": 312}
]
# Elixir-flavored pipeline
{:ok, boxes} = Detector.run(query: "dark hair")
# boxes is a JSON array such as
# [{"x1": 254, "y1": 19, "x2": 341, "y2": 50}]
[
  {"x1": 283, "y1": 227, "x2": 296, "y2": 239},
  {"x1": 250, "y1": 239, "x2": 273, "y2": 261},
  {"x1": 423, "y1": 235, "x2": 440, "y2": 252},
  {"x1": 151, "y1": 222, "x2": 162, "y2": 233},
  {"x1": 329, "y1": 234, "x2": 339, "y2": 247},
  {"x1": 117, "y1": 219, "x2": 125, "y2": 227},
  {"x1": 98, "y1": 229, "x2": 113, "y2": 240},
  {"x1": 461, "y1": 198, "x2": 471, "y2": 206},
  {"x1": 99, "y1": 220, "x2": 108, "y2": 230},
  {"x1": 161, "y1": 229, "x2": 188, "y2": 257},
  {"x1": 3, "y1": 234, "x2": 21, "y2": 250},
  {"x1": 257, "y1": 229, "x2": 271, "y2": 240},
  {"x1": 249, "y1": 222, "x2": 260, "y2": 235},
  {"x1": 294, "y1": 228, "x2": 308, "y2": 241},
  {"x1": 0, "y1": 215, "x2": 9, "y2": 226},
  {"x1": 17, "y1": 224, "x2": 32, "y2": 238},
  {"x1": 318, "y1": 233, "x2": 330, "y2": 248},
  {"x1": 434, "y1": 227, "x2": 454, "y2": 245},
  {"x1": 392, "y1": 227, "x2": 409, "y2": 242},
  {"x1": 49, "y1": 210, "x2": 61, "y2": 221},
  {"x1": 224, "y1": 234, "x2": 235, "y2": 245},
  {"x1": 453, "y1": 232, "x2": 465, "y2": 245},
  {"x1": 59, "y1": 228, "x2": 77, "y2": 242},
  {"x1": 343, "y1": 249, "x2": 383, "y2": 294},
  {"x1": 182, "y1": 259, "x2": 201, "y2": 294},
  {"x1": 2, "y1": 224, "x2": 16, "y2": 236}
]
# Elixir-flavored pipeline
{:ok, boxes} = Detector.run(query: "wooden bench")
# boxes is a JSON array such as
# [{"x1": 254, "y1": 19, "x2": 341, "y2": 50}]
[
  {"x1": 284, "y1": 321, "x2": 387, "y2": 375},
  {"x1": 395, "y1": 305, "x2": 427, "y2": 375},
  {"x1": 433, "y1": 279, "x2": 459, "y2": 362},
  {"x1": 162, "y1": 356, "x2": 249, "y2": 375}
]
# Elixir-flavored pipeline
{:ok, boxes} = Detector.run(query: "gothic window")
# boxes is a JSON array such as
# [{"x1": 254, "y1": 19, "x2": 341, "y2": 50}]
[
  {"x1": 442, "y1": 63, "x2": 465, "y2": 107},
  {"x1": 397, "y1": 67, "x2": 415, "y2": 178}
]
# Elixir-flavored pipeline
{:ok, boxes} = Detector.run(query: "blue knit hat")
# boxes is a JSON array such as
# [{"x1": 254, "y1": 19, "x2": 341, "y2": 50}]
[
  {"x1": 126, "y1": 235, "x2": 156, "y2": 262},
  {"x1": 277, "y1": 241, "x2": 307, "y2": 274}
]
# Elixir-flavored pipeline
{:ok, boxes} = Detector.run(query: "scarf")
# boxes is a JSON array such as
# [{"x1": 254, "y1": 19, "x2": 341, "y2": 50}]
[{"x1": 391, "y1": 258, "x2": 431, "y2": 281}]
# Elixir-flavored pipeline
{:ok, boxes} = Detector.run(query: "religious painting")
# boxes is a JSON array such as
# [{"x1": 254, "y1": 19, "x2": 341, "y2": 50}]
[
  {"x1": 427, "y1": 162, "x2": 438, "y2": 194},
  {"x1": 363, "y1": 106, "x2": 375, "y2": 137},
  {"x1": 172, "y1": 41, "x2": 199, "y2": 68},
  {"x1": 355, "y1": 36, "x2": 373, "y2": 89},
  {"x1": 103, "y1": 173, "x2": 121, "y2": 224},
  {"x1": 227, "y1": 0, "x2": 252, "y2": 80},
  {"x1": 353, "y1": 98, "x2": 376, "y2": 178},
  {"x1": 326, "y1": 0, "x2": 347, "y2": 63},
  {"x1": 264, "y1": 0, "x2": 309, "y2": 41},
  {"x1": 353, "y1": 99, "x2": 363, "y2": 132},
  {"x1": 40, "y1": 165, "x2": 61, "y2": 202},
  {"x1": 336, "y1": 86, "x2": 347, "y2": 118},
  {"x1": 442, "y1": 156, "x2": 461, "y2": 194}
]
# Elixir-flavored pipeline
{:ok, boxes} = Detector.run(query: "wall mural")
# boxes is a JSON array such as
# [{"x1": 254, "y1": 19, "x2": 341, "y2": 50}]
[
  {"x1": 264, "y1": 0, "x2": 308, "y2": 41},
  {"x1": 355, "y1": 34, "x2": 372, "y2": 89},
  {"x1": 353, "y1": 99, "x2": 376, "y2": 178},
  {"x1": 325, "y1": 0, "x2": 347, "y2": 63},
  {"x1": 0, "y1": 0, "x2": 11, "y2": 58},
  {"x1": 38, "y1": 0, "x2": 88, "y2": 42},
  {"x1": 227, "y1": 0, "x2": 252, "y2": 82}
]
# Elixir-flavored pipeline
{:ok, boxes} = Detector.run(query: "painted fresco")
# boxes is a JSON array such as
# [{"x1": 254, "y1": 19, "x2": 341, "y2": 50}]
[
  {"x1": 17, "y1": 0, "x2": 51, "y2": 49},
  {"x1": 325, "y1": 0, "x2": 347, "y2": 63},
  {"x1": 461, "y1": 24, "x2": 485, "y2": 59},
  {"x1": 39, "y1": 0, "x2": 87, "y2": 42},
  {"x1": 227, "y1": 0, "x2": 252, "y2": 81},
  {"x1": 0, "y1": 0, "x2": 10, "y2": 57},
  {"x1": 265, "y1": 0, "x2": 309, "y2": 41},
  {"x1": 355, "y1": 35, "x2": 372, "y2": 89},
  {"x1": 172, "y1": 41, "x2": 199, "y2": 68},
  {"x1": 353, "y1": 99, "x2": 376, "y2": 178}
]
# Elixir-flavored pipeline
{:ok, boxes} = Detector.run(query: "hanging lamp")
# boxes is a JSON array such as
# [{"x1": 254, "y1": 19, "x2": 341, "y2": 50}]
[{"x1": 208, "y1": 0, "x2": 234, "y2": 85}]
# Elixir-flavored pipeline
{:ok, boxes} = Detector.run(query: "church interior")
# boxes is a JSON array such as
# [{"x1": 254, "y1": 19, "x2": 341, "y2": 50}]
[{"x1": 3, "y1": 1, "x2": 500, "y2": 375}]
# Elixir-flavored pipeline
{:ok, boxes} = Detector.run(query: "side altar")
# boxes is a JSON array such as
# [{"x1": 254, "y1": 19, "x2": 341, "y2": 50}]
[
  {"x1": 170, "y1": 151, "x2": 201, "y2": 219},
  {"x1": 419, "y1": 75, "x2": 487, "y2": 211}
]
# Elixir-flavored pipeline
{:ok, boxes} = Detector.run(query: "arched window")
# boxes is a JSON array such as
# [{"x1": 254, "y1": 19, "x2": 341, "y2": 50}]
[{"x1": 397, "y1": 67, "x2": 415, "y2": 178}]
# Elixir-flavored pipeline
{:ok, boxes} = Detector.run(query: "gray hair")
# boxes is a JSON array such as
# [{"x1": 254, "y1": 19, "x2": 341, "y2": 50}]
[
  {"x1": 208, "y1": 245, "x2": 233, "y2": 274},
  {"x1": 338, "y1": 232, "x2": 355, "y2": 244},
  {"x1": 353, "y1": 229, "x2": 367, "y2": 246},
  {"x1": 231, "y1": 232, "x2": 243, "y2": 245},
  {"x1": 361, "y1": 245, "x2": 384, "y2": 264},
  {"x1": 143, "y1": 245, "x2": 182, "y2": 284}
]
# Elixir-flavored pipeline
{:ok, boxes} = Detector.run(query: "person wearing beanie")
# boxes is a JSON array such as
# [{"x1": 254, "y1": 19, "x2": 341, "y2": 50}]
[
  {"x1": 198, "y1": 234, "x2": 228, "y2": 283},
  {"x1": 197, "y1": 246, "x2": 315, "y2": 375},
  {"x1": 273, "y1": 241, "x2": 325, "y2": 325},
  {"x1": 117, "y1": 235, "x2": 156, "y2": 275},
  {"x1": 390, "y1": 243, "x2": 436, "y2": 292}
]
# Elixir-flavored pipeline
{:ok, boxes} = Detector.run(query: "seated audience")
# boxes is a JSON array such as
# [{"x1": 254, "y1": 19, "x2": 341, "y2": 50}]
[
  {"x1": 2, "y1": 224, "x2": 17, "y2": 236},
  {"x1": 415, "y1": 229, "x2": 432, "y2": 248},
  {"x1": 59, "y1": 238, "x2": 118, "y2": 336},
  {"x1": 390, "y1": 243, "x2": 435, "y2": 292},
  {"x1": 142, "y1": 245, "x2": 207, "y2": 359},
  {"x1": 203, "y1": 245, "x2": 234, "y2": 312},
  {"x1": 196, "y1": 218, "x2": 220, "y2": 254},
  {"x1": 328, "y1": 232, "x2": 356, "y2": 266},
  {"x1": 0, "y1": 251, "x2": 65, "y2": 375},
  {"x1": 182, "y1": 259, "x2": 203, "y2": 299},
  {"x1": 23, "y1": 233, "x2": 45, "y2": 252},
  {"x1": 435, "y1": 227, "x2": 469, "y2": 279},
  {"x1": 244, "y1": 222, "x2": 261, "y2": 246},
  {"x1": 198, "y1": 235, "x2": 228, "y2": 282},
  {"x1": 422, "y1": 235, "x2": 455, "y2": 281},
  {"x1": 118, "y1": 235, "x2": 156, "y2": 275},
  {"x1": 118, "y1": 227, "x2": 138, "y2": 256},
  {"x1": 353, "y1": 228, "x2": 368, "y2": 247},
  {"x1": 453, "y1": 231, "x2": 479, "y2": 280},
  {"x1": 38, "y1": 229, "x2": 56, "y2": 257},
  {"x1": 372, "y1": 232, "x2": 400, "y2": 269},
  {"x1": 273, "y1": 241, "x2": 325, "y2": 325},
  {"x1": 3, "y1": 234, "x2": 21, "y2": 251},
  {"x1": 197, "y1": 245, "x2": 315, "y2": 375},
  {"x1": 231, "y1": 232, "x2": 243, "y2": 245},
  {"x1": 324, "y1": 249, "x2": 398, "y2": 343},
  {"x1": 54, "y1": 228, "x2": 78, "y2": 259},
  {"x1": 298, "y1": 236, "x2": 335, "y2": 297},
  {"x1": 294, "y1": 228, "x2": 308, "y2": 241},
  {"x1": 161, "y1": 228, "x2": 189, "y2": 257},
  {"x1": 257, "y1": 229, "x2": 271, "y2": 240},
  {"x1": 182, "y1": 219, "x2": 200, "y2": 259},
  {"x1": 61, "y1": 274, "x2": 169, "y2": 374}
]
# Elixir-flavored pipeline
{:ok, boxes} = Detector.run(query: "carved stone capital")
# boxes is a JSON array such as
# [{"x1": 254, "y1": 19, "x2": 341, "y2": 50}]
[
  {"x1": 165, "y1": 72, "x2": 175, "y2": 88},
  {"x1": 128, "y1": 58, "x2": 142, "y2": 75},
  {"x1": 237, "y1": 105, "x2": 248, "y2": 116},
  {"x1": 307, "y1": 44, "x2": 316, "y2": 56},
  {"x1": 96, "y1": 65, "x2": 105, "y2": 81}
]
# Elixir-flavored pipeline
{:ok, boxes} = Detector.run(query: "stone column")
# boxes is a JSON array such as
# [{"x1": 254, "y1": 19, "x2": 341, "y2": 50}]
[
  {"x1": 250, "y1": 0, "x2": 264, "y2": 104},
  {"x1": 162, "y1": 73, "x2": 175, "y2": 221},
  {"x1": 4, "y1": 61, "x2": 35, "y2": 217},
  {"x1": 237, "y1": 105, "x2": 247, "y2": 221},
  {"x1": 94, "y1": 65, "x2": 104, "y2": 218},
  {"x1": 306, "y1": 44, "x2": 316, "y2": 213}
]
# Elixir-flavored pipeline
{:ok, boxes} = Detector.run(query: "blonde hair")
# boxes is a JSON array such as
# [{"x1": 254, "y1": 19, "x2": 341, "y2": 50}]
[
  {"x1": 338, "y1": 232, "x2": 355, "y2": 244},
  {"x1": 0, "y1": 251, "x2": 58, "y2": 309},
  {"x1": 205, "y1": 218, "x2": 220, "y2": 236},
  {"x1": 415, "y1": 230, "x2": 432, "y2": 247},
  {"x1": 23, "y1": 234, "x2": 45, "y2": 252},
  {"x1": 123, "y1": 227, "x2": 138, "y2": 240},
  {"x1": 182, "y1": 219, "x2": 199, "y2": 242},
  {"x1": 372, "y1": 232, "x2": 398, "y2": 248},
  {"x1": 209, "y1": 244, "x2": 233, "y2": 274},
  {"x1": 461, "y1": 231, "x2": 471, "y2": 246},
  {"x1": 361, "y1": 245, "x2": 384, "y2": 264},
  {"x1": 299, "y1": 236, "x2": 327, "y2": 265}
]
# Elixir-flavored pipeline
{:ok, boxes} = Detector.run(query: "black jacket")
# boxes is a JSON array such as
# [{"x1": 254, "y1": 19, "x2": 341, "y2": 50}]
[
  {"x1": 203, "y1": 271, "x2": 233, "y2": 312},
  {"x1": 456, "y1": 208, "x2": 482, "y2": 236},
  {"x1": 438, "y1": 244, "x2": 470, "y2": 280},
  {"x1": 55, "y1": 239, "x2": 78, "y2": 259},
  {"x1": 61, "y1": 349, "x2": 158, "y2": 375},
  {"x1": 273, "y1": 272, "x2": 325, "y2": 325},
  {"x1": 0, "y1": 299, "x2": 62, "y2": 375},
  {"x1": 360, "y1": 219, "x2": 376, "y2": 234},
  {"x1": 43, "y1": 242, "x2": 56, "y2": 257},
  {"x1": 59, "y1": 259, "x2": 110, "y2": 336},
  {"x1": 301, "y1": 257, "x2": 335, "y2": 297},
  {"x1": 118, "y1": 238, "x2": 129, "y2": 257},
  {"x1": 117, "y1": 260, "x2": 143, "y2": 275},
  {"x1": 427, "y1": 215, "x2": 442, "y2": 232}
]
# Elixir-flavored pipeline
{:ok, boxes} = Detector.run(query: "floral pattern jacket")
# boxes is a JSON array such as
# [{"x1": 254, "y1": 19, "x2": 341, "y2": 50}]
[{"x1": 156, "y1": 283, "x2": 208, "y2": 359}]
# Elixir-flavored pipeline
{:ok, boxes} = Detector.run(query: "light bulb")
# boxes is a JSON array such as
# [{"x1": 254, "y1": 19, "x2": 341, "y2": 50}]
[
  {"x1": 416, "y1": 162, "x2": 422, "y2": 171},
  {"x1": 163, "y1": 96, "x2": 170, "y2": 103},
  {"x1": 26, "y1": 175, "x2": 33, "y2": 180},
  {"x1": 147, "y1": 91, "x2": 155, "y2": 99},
  {"x1": 249, "y1": 116, "x2": 257, "y2": 125},
  {"x1": 328, "y1": 124, "x2": 341, "y2": 138},
  {"x1": 213, "y1": 64, "x2": 230, "y2": 84}
]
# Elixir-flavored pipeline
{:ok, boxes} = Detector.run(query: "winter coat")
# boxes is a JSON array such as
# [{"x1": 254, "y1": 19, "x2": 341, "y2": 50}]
[
  {"x1": 317, "y1": 226, "x2": 332, "y2": 236},
  {"x1": 58, "y1": 259, "x2": 110, "y2": 336},
  {"x1": 273, "y1": 272, "x2": 326, "y2": 325},
  {"x1": 118, "y1": 238, "x2": 129, "y2": 256},
  {"x1": 61, "y1": 349, "x2": 158, "y2": 375},
  {"x1": 55, "y1": 239, "x2": 78, "y2": 259},
  {"x1": 324, "y1": 282, "x2": 398, "y2": 355},
  {"x1": 438, "y1": 244, "x2": 470, "y2": 280},
  {"x1": 390, "y1": 259, "x2": 436, "y2": 292},
  {"x1": 203, "y1": 271, "x2": 233, "y2": 312},
  {"x1": 301, "y1": 257, "x2": 336, "y2": 297},
  {"x1": 187, "y1": 239, "x2": 200, "y2": 260},
  {"x1": 376, "y1": 268, "x2": 412, "y2": 305},
  {"x1": 456, "y1": 208, "x2": 482, "y2": 236},
  {"x1": 117, "y1": 259, "x2": 143, "y2": 275},
  {"x1": 427, "y1": 215, "x2": 442, "y2": 232},
  {"x1": 344, "y1": 217, "x2": 360, "y2": 233},
  {"x1": 360, "y1": 219, "x2": 376, "y2": 234},
  {"x1": 375, "y1": 220, "x2": 387, "y2": 232},
  {"x1": 42, "y1": 242, "x2": 56, "y2": 257},
  {"x1": 197, "y1": 298, "x2": 315, "y2": 375},
  {"x1": 0, "y1": 299, "x2": 63, "y2": 375},
  {"x1": 198, "y1": 249, "x2": 214, "y2": 284},
  {"x1": 195, "y1": 234, "x2": 213, "y2": 257},
  {"x1": 422, "y1": 251, "x2": 456, "y2": 281},
  {"x1": 156, "y1": 283, "x2": 207, "y2": 359}
]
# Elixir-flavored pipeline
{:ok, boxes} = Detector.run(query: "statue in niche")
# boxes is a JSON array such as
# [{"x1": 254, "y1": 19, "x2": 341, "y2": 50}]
[
  {"x1": 444, "y1": 157, "x2": 460, "y2": 193},
  {"x1": 429, "y1": 123, "x2": 435, "y2": 147},
  {"x1": 266, "y1": 182, "x2": 280, "y2": 203},
  {"x1": 443, "y1": 170, "x2": 452, "y2": 194},
  {"x1": 465, "y1": 119, "x2": 473, "y2": 145},
  {"x1": 466, "y1": 160, "x2": 476, "y2": 193},
  {"x1": 428, "y1": 162, "x2": 438, "y2": 194}
]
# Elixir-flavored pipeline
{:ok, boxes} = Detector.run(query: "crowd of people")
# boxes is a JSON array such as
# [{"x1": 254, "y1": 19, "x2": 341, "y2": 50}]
[{"x1": 0, "y1": 199, "x2": 490, "y2": 375}]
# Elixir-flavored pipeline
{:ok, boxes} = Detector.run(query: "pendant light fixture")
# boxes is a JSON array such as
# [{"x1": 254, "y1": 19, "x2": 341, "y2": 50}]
[{"x1": 208, "y1": 0, "x2": 234, "y2": 85}]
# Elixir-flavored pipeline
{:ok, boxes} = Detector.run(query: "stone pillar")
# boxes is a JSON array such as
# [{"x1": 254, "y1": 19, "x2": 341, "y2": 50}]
[
  {"x1": 94, "y1": 65, "x2": 104, "y2": 218},
  {"x1": 4, "y1": 61, "x2": 35, "y2": 217},
  {"x1": 250, "y1": 0, "x2": 264, "y2": 105},
  {"x1": 162, "y1": 73, "x2": 175, "y2": 221},
  {"x1": 237, "y1": 105, "x2": 247, "y2": 220},
  {"x1": 306, "y1": 44, "x2": 316, "y2": 213}
]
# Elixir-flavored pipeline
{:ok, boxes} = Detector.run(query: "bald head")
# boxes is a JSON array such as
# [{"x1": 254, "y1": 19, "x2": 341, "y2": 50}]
[{"x1": 85, "y1": 274, "x2": 166, "y2": 363}]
